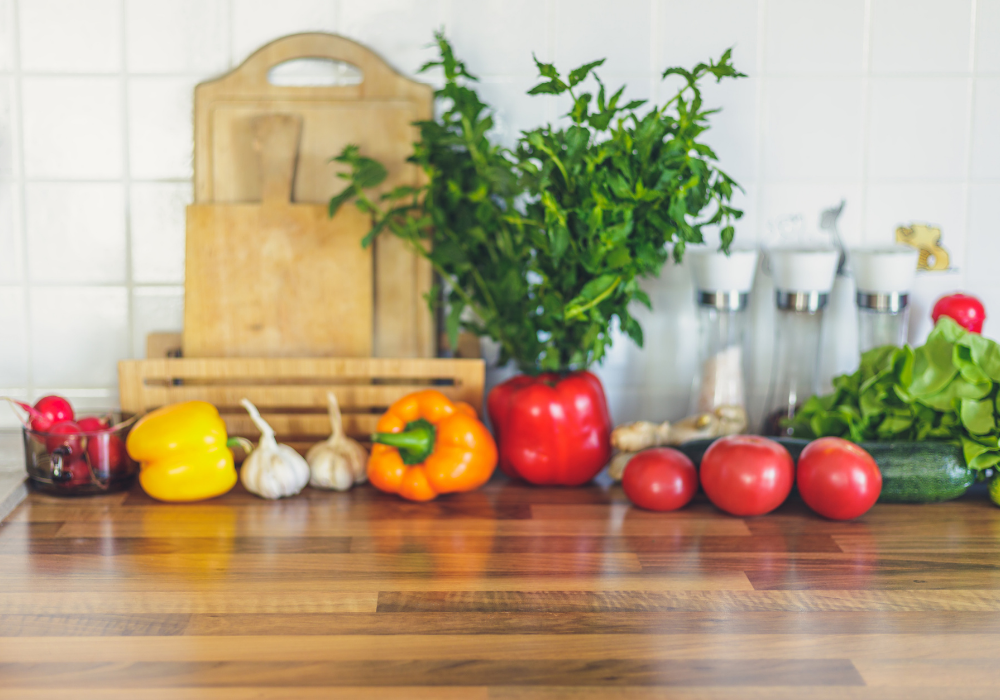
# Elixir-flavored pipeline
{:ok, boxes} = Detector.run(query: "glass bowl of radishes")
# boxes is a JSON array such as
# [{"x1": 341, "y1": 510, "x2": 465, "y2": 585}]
[{"x1": 11, "y1": 395, "x2": 138, "y2": 495}]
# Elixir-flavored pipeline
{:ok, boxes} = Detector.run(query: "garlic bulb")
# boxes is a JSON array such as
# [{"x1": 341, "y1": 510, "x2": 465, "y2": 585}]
[
  {"x1": 307, "y1": 391, "x2": 368, "y2": 491},
  {"x1": 239, "y1": 398, "x2": 310, "y2": 499}
]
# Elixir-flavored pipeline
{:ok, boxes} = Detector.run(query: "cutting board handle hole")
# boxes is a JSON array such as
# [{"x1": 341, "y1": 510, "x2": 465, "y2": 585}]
[{"x1": 267, "y1": 58, "x2": 363, "y2": 87}]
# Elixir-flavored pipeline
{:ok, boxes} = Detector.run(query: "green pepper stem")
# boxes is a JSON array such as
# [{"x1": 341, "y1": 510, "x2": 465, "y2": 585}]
[{"x1": 371, "y1": 418, "x2": 436, "y2": 465}]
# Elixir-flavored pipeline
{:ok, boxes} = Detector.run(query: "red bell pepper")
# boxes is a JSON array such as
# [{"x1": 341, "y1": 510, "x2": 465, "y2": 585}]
[{"x1": 487, "y1": 371, "x2": 612, "y2": 486}]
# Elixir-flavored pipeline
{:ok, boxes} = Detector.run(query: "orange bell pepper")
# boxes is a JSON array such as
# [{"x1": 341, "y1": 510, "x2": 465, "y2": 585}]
[{"x1": 368, "y1": 390, "x2": 497, "y2": 501}]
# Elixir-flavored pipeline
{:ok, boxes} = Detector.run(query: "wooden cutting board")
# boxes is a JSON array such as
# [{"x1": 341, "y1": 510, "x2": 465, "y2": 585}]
[
  {"x1": 191, "y1": 32, "x2": 434, "y2": 358},
  {"x1": 184, "y1": 114, "x2": 373, "y2": 358}
]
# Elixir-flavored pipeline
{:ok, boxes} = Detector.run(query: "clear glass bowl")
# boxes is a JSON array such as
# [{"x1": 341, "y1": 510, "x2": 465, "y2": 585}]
[{"x1": 23, "y1": 414, "x2": 138, "y2": 496}]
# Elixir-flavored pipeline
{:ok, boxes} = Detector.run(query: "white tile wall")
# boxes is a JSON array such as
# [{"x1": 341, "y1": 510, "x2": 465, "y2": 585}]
[
  {"x1": 127, "y1": 77, "x2": 196, "y2": 179},
  {"x1": 871, "y1": 0, "x2": 973, "y2": 75},
  {"x1": 125, "y1": 0, "x2": 230, "y2": 75},
  {"x1": 19, "y1": 0, "x2": 121, "y2": 74},
  {"x1": 21, "y1": 77, "x2": 123, "y2": 179},
  {"x1": 25, "y1": 183, "x2": 127, "y2": 284},
  {"x1": 129, "y1": 182, "x2": 188, "y2": 284},
  {"x1": 0, "y1": 0, "x2": 996, "y2": 425}
]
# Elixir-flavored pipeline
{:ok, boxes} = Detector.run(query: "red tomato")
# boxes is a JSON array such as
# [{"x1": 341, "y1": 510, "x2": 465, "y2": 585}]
[
  {"x1": 932, "y1": 293, "x2": 985, "y2": 334},
  {"x1": 622, "y1": 448, "x2": 698, "y2": 512},
  {"x1": 700, "y1": 435, "x2": 794, "y2": 516},
  {"x1": 797, "y1": 437, "x2": 881, "y2": 520}
]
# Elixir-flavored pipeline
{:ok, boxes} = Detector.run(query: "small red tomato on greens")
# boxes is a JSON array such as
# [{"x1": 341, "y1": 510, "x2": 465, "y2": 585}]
[
  {"x1": 699, "y1": 435, "x2": 794, "y2": 517},
  {"x1": 797, "y1": 437, "x2": 881, "y2": 520},
  {"x1": 622, "y1": 448, "x2": 698, "y2": 512},
  {"x1": 932, "y1": 293, "x2": 985, "y2": 334}
]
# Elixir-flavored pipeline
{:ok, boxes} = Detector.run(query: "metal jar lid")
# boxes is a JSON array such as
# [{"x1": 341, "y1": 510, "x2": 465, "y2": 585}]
[
  {"x1": 697, "y1": 290, "x2": 749, "y2": 311},
  {"x1": 856, "y1": 291, "x2": 908, "y2": 313},
  {"x1": 775, "y1": 290, "x2": 829, "y2": 313}
]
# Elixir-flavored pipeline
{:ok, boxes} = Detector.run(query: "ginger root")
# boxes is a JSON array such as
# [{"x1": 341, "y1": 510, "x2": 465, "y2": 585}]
[{"x1": 607, "y1": 405, "x2": 748, "y2": 481}]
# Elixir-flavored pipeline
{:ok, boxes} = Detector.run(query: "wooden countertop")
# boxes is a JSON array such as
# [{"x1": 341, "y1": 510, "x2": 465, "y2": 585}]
[{"x1": 1, "y1": 473, "x2": 999, "y2": 698}]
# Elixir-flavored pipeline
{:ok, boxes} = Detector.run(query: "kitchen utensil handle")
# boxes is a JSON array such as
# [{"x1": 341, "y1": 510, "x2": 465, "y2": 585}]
[{"x1": 251, "y1": 114, "x2": 302, "y2": 205}]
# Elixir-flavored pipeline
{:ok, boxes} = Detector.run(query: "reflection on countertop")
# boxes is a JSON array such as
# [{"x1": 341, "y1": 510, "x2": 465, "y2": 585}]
[{"x1": 0, "y1": 430, "x2": 27, "y2": 522}]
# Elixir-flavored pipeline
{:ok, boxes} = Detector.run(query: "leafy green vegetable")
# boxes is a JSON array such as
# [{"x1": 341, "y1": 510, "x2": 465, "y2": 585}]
[
  {"x1": 788, "y1": 316, "x2": 1000, "y2": 470},
  {"x1": 329, "y1": 31, "x2": 744, "y2": 372}
]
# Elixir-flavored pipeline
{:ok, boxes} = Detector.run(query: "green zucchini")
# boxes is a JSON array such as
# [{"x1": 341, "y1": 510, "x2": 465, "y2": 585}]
[
  {"x1": 674, "y1": 437, "x2": 974, "y2": 504},
  {"x1": 858, "y1": 441, "x2": 973, "y2": 503}
]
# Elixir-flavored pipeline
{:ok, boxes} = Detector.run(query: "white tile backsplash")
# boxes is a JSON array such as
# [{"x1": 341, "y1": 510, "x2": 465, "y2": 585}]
[
  {"x1": 126, "y1": 0, "x2": 230, "y2": 75},
  {"x1": 656, "y1": 0, "x2": 759, "y2": 78},
  {"x1": 867, "y1": 77, "x2": 971, "y2": 181},
  {"x1": 965, "y1": 183, "x2": 1000, "y2": 290},
  {"x1": 0, "y1": 0, "x2": 995, "y2": 408},
  {"x1": 340, "y1": 0, "x2": 450, "y2": 79},
  {"x1": 452, "y1": 0, "x2": 549, "y2": 77},
  {"x1": 132, "y1": 285, "x2": 184, "y2": 358},
  {"x1": 128, "y1": 77, "x2": 195, "y2": 180},
  {"x1": 971, "y1": 78, "x2": 1000, "y2": 181},
  {"x1": 0, "y1": 182, "x2": 22, "y2": 283},
  {"x1": 978, "y1": 0, "x2": 1000, "y2": 73},
  {"x1": 762, "y1": 77, "x2": 865, "y2": 181},
  {"x1": 130, "y1": 182, "x2": 189, "y2": 284},
  {"x1": 29, "y1": 286, "x2": 129, "y2": 387},
  {"x1": 233, "y1": 0, "x2": 339, "y2": 67},
  {"x1": 555, "y1": 0, "x2": 651, "y2": 78},
  {"x1": 19, "y1": 0, "x2": 121, "y2": 74},
  {"x1": 21, "y1": 78, "x2": 123, "y2": 180},
  {"x1": 25, "y1": 183, "x2": 126, "y2": 284},
  {"x1": 871, "y1": 0, "x2": 973, "y2": 75},
  {"x1": 759, "y1": 182, "x2": 865, "y2": 246},
  {"x1": 0, "y1": 0, "x2": 13, "y2": 73},
  {"x1": 0, "y1": 286, "x2": 28, "y2": 387},
  {"x1": 764, "y1": 0, "x2": 866, "y2": 75},
  {"x1": 0, "y1": 77, "x2": 17, "y2": 179}
]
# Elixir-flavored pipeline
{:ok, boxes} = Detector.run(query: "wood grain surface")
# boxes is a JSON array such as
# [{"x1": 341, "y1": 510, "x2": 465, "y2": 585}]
[{"x1": 1, "y1": 474, "x2": 998, "y2": 699}]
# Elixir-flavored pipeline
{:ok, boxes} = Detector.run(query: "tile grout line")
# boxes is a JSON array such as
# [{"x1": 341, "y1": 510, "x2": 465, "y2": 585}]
[
  {"x1": 961, "y1": 0, "x2": 979, "y2": 268},
  {"x1": 10, "y1": 0, "x2": 32, "y2": 404},
  {"x1": 858, "y1": 0, "x2": 874, "y2": 244},
  {"x1": 753, "y1": 0, "x2": 766, "y2": 245},
  {"x1": 121, "y1": 0, "x2": 136, "y2": 376}
]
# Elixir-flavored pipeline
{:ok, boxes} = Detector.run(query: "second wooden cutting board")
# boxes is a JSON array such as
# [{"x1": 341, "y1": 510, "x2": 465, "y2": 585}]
[{"x1": 183, "y1": 114, "x2": 373, "y2": 358}]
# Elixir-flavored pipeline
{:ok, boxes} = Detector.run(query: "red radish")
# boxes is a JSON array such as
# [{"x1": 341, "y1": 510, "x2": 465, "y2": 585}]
[
  {"x1": 86, "y1": 432, "x2": 125, "y2": 474},
  {"x1": 77, "y1": 416, "x2": 110, "y2": 432},
  {"x1": 16, "y1": 395, "x2": 74, "y2": 432},
  {"x1": 44, "y1": 420, "x2": 84, "y2": 458},
  {"x1": 58, "y1": 456, "x2": 92, "y2": 486}
]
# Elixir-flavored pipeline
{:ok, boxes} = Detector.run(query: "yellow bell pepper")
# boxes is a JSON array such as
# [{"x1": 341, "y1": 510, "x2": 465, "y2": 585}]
[{"x1": 126, "y1": 401, "x2": 250, "y2": 502}]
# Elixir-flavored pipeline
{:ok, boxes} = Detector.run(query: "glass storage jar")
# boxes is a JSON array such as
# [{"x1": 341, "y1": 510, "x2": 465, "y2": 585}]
[
  {"x1": 762, "y1": 248, "x2": 840, "y2": 436},
  {"x1": 851, "y1": 246, "x2": 919, "y2": 354},
  {"x1": 687, "y1": 248, "x2": 759, "y2": 416}
]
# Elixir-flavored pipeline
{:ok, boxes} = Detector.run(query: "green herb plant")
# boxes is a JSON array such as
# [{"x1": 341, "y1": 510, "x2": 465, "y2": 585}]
[
  {"x1": 789, "y1": 316, "x2": 1000, "y2": 471},
  {"x1": 330, "y1": 32, "x2": 744, "y2": 373}
]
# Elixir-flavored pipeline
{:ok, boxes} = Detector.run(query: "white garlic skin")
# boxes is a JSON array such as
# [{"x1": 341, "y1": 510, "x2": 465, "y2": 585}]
[
  {"x1": 240, "y1": 443, "x2": 310, "y2": 500},
  {"x1": 239, "y1": 398, "x2": 310, "y2": 500},
  {"x1": 307, "y1": 440, "x2": 367, "y2": 491},
  {"x1": 307, "y1": 391, "x2": 368, "y2": 492}
]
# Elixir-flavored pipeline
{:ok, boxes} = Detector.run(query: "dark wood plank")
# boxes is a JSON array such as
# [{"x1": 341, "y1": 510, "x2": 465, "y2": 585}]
[
  {"x1": 181, "y1": 611, "x2": 1000, "y2": 636},
  {"x1": 0, "y1": 659, "x2": 863, "y2": 687}
]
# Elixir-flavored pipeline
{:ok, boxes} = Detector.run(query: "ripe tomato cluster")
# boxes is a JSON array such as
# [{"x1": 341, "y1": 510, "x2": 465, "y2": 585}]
[{"x1": 621, "y1": 435, "x2": 881, "y2": 521}]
